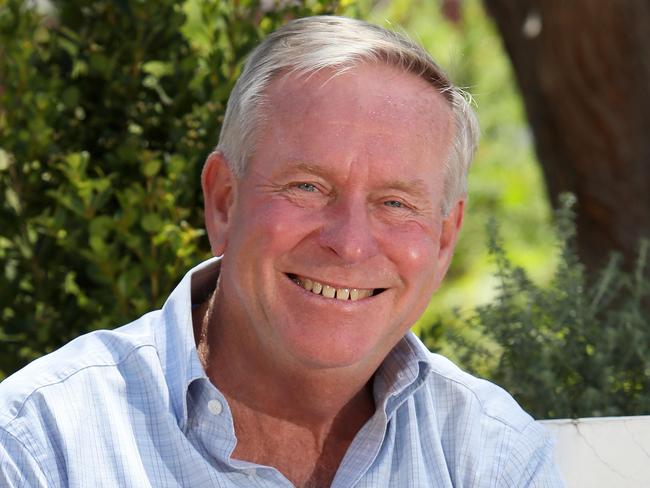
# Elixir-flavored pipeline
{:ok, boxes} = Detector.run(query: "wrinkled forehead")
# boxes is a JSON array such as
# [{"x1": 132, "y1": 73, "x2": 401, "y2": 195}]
[
  {"x1": 252, "y1": 64, "x2": 455, "y2": 173},
  {"x1": 263, "y1": 63, "x2": 453, "y2": 132}
]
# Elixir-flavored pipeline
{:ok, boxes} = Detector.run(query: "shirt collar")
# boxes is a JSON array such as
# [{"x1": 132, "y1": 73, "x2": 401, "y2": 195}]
[
  {"x1": 373, "y1": 331, "x2": 432, "y2": 417},
  {"x1": 154, "y1": 257, "x2": 221, "y2": 430}
]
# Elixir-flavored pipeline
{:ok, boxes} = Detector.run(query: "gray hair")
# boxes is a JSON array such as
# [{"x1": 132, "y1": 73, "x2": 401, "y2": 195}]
[{"x1": 216, "y1": 15, "x2": 479, "y2": 215}]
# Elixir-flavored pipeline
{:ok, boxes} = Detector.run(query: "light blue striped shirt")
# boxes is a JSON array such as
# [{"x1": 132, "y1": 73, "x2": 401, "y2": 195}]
[{"x1": 0, "y1": 258, "x2": 563, "y2": 487}]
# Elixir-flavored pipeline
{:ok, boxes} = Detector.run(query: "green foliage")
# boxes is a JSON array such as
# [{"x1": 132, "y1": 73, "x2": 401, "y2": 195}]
[
  {"x1": 435, "y1": 194, "x2": 650, "y2": 419},
  {"x1": 0, "y1": 0, "x2": 354, "y2": 380}
]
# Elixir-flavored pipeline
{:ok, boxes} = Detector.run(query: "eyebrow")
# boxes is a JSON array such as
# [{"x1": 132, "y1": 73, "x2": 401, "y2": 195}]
[
  {"x1": 383, "y1": 179, "x2": 431, "y2": 200},
  {"x1": 288, "y1": 162, "x2": 331, "y2": 180},
  {"x1": 282, "y1": 161, "x2": 433, "y2": 200}
]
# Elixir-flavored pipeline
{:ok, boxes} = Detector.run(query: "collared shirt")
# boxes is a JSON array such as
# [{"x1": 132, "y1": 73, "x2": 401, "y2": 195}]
[{"x1": 0, "y1": 258, "x2": 563, "y2": 487}]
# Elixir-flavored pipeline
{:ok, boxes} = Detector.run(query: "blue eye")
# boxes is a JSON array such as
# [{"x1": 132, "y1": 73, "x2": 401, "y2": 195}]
[
  {"x1": 384, "y1": 200, "x2": 404, "y2": 208},
  {"x1": 297, "y1": 183, "x2": 317, "y2": 192}
]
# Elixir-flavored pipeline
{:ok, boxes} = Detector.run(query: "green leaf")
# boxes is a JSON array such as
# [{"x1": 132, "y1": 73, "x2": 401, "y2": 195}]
[
  {"x1": 0, "y1": 149, "x2": 11, "y2": 171},
  {"x1": 142, "y1": 60, "x2": 173, "y2": 78},
  {"x1": 5, "y1": 188, "x2": 21, "y2": 213},
  {"x1": 142, "y1": 159, "x2": 162, "y2": 177},
  {"x1": 141, "y1": 213, "x2": 163, "y2": 233}
]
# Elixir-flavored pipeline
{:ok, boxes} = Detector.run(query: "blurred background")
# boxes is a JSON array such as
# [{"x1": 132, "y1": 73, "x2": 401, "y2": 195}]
[{"x1": 1, "y1": 0, "x2": 648, "y2": 419}]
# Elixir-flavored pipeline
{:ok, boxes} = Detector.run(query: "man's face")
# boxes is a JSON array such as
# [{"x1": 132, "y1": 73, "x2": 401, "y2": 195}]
[{"x1": 205, "y1": 63, "x2": 463, "y2": 372}]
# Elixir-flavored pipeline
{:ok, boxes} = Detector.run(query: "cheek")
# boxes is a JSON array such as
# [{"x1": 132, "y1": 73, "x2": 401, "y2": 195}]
[
  {"x1": 236, "y1": 197, "x2": 319, "y2": 251},
  {"x1": 380, "y1": 222, "x2": 440, "y2": 281}
]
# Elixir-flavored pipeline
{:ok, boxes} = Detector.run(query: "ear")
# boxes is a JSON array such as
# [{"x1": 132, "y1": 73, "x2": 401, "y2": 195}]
[
  {"x1": 435, "y1": 198, "x2": 465, "y2": 286},
  {"x1": 202, "y1": 151, "x2": 236, "y2": 256}
]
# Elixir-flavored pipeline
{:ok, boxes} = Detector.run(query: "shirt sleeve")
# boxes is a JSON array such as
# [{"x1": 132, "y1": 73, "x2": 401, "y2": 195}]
[
  {"x1": 0, "y1": 426, "x2": 50, "y2": 488},
  {"x1": 503, "y1": 421, "x2": 565, "y2": 488}
]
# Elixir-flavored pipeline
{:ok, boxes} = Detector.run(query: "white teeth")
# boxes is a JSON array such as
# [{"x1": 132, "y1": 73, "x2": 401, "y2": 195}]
[
  {"x1": 292, "y1": 275, "x2": 375, "y2": 301},
  {"x1": 322, "y1": 285, "x2": 336, "y2": 298},
  {"x1": 336, "y1": 288, "x2": 350, "y2": 300}
]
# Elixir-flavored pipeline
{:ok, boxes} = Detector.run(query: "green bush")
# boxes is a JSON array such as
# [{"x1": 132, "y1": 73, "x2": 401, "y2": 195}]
[
  {"x1": 0, "y1": 0, "x2": 354, "y2": 380},
  {"x1": 428, "y1": 194, "x2": 650, "y2": 419}
]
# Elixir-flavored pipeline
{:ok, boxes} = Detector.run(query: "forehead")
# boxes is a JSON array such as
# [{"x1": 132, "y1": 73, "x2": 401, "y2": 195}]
[
  {"x1": 251, "y1": 63, "x2": 454, "y2": 187},
  {"x1": 264, "y1": 63, "x2": 452, "y2": 140}
]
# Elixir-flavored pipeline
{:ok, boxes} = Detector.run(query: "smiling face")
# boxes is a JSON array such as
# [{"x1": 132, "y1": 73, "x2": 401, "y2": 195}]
[{"x1": 203, "y1": 63, "x2": 463, "y2": 373}]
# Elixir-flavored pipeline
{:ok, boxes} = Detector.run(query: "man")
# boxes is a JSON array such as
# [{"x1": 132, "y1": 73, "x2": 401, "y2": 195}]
[{"x1": 0, "y1": 16, "x2": 563, "y2": 487}]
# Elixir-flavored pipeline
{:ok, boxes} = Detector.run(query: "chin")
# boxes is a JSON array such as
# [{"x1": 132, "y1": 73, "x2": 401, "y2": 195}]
[{"x1": 277, "y1": 321, "x2": 396, "y2": 372}]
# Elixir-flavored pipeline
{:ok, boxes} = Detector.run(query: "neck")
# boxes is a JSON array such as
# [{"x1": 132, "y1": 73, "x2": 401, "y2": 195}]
[
  {"x1": 192, "y1": 286, "x2": 378, "y2": 487},
  {"x1": 194, "y1": 286, "x2": 377, "y2": 432}
]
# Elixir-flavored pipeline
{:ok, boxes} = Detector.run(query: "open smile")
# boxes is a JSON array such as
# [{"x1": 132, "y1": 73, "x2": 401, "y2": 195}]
[{"x1": 287, "y1": 273, "x2": 385, "y2": 301}]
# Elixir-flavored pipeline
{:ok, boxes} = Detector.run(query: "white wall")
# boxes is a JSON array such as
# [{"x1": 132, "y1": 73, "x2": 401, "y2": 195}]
[{"x1": 542, "y1": 416, "x2": 650, "y2": 488}]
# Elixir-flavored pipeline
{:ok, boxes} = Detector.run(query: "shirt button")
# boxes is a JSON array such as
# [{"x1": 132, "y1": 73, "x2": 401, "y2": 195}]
[
  {"x1": 244, "y1": 468, "x2": 257, "y2": 480},
  {"x1": 207, "y1": 399, "x2": 223, "y2": 415}
]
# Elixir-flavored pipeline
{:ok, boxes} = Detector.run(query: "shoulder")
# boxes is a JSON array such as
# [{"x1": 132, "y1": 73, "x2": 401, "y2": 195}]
[
  {"x1": 411, "y1": 349, "x2": 563, "y2": 486},
  {"x1": 423, "y1": 351, "x2": 535, "y2": 433},
  {"x1": 0, "y1": 312, "x2": 159, "y2": 430}
]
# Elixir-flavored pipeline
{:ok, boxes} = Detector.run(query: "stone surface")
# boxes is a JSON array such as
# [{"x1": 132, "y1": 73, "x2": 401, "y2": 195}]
[{"x1": 542, "y1": 416, "x2": 650, "y2": 487}]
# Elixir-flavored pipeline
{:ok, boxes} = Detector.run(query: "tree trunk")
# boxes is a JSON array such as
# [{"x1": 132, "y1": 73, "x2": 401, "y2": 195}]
[{"x1": 483, "y1": 0, "x2": 650, "y2": 271}]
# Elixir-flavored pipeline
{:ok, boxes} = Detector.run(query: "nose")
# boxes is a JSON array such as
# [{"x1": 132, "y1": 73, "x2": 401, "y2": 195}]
[{"x1": 318, "y1": 196, "x2": 380, "y2": 264}]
